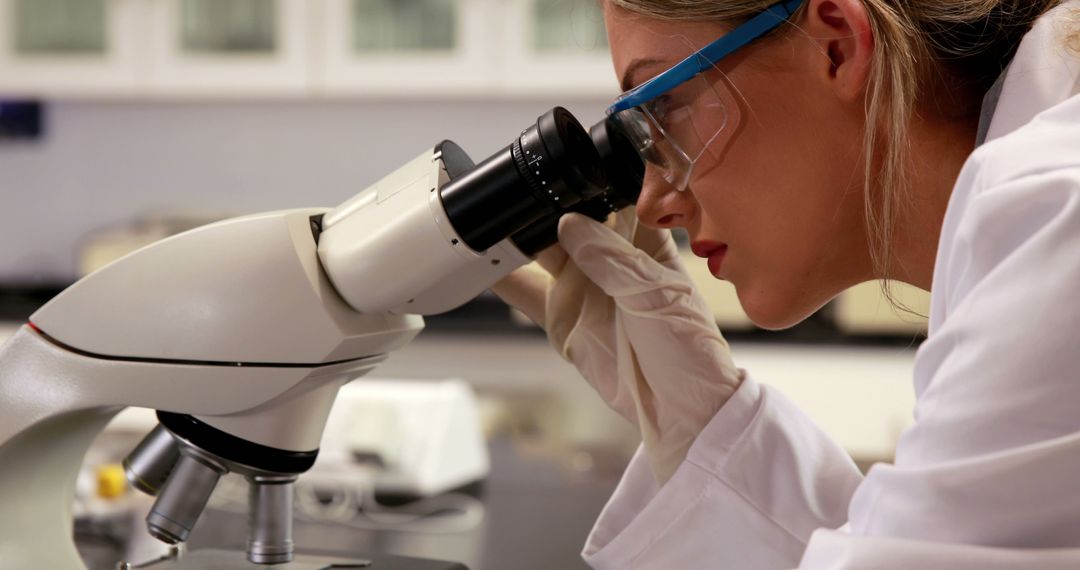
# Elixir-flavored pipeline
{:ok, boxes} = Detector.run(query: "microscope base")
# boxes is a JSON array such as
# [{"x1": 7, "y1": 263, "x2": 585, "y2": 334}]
[{"x1": 132, "y1": 549, "x2": 467, "y2": 570}]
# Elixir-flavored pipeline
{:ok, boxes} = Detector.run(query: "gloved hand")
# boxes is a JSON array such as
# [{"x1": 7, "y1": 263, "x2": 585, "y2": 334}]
[{"x1": 492, "y1": 209, "x2": 743, "y2": 484}]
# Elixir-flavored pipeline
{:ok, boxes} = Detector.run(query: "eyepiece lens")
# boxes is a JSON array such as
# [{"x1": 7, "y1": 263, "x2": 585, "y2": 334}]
[{"x1": 591, "y1": 117, "x2": 644, "y2": 208}]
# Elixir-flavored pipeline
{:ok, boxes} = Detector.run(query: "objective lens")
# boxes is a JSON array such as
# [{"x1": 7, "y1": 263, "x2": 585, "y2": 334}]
[
  {"x1": 146, "y1": 451, "x2": 227, "y2": 544},
  {"x1": 439, "y1": 107, "x2": 607, "y2": 252},
  {"x1": 510, "y1": 117, "x2": 645, "y2": 256},
  {"x1": 123, "y1": 424, "x2": 181, "y2": 496},
  {"x1": 247, "y1": 475, "x2": 296, "y2": 565}
]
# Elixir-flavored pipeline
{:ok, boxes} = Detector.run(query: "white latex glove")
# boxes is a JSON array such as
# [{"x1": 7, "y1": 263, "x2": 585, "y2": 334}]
[{"x1": 492, "y1": 209, "x2": 743, "y2": 484}]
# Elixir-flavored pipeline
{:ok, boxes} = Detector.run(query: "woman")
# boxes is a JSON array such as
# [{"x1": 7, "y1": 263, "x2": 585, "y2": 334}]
[{"x1": 494, "y1": 0, "x2": 1080, "y2": 567}]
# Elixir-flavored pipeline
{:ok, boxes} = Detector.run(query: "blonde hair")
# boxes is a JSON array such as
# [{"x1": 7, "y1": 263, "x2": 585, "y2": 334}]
[{"x1": 609, "y1": 0, "x2": 1065, "y2": 292}]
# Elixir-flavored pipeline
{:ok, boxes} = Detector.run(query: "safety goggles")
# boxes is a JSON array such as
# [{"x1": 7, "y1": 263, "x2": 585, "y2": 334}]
[{"x1": 606, "y1": 0, "x2": 804, "y2": 190}]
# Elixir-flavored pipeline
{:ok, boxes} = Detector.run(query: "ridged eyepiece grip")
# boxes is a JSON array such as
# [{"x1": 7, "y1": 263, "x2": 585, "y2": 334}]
[
  {"x1": 438, "y1": 107, "x2": 608, "y2": 252},
  {"x1": 510, "y1": 117, "x2": 646, "y2": 256}
]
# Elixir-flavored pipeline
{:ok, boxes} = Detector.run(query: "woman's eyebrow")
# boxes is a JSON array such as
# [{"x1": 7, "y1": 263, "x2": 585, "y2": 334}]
[{"x1": 620, "y1": 58, "x2": 665, "y2": 92}]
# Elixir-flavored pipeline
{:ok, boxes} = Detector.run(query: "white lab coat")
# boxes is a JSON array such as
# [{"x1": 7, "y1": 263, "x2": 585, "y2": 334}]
[{"x1": 582, "y1": 3, "x2": 1080, "y2": 569}]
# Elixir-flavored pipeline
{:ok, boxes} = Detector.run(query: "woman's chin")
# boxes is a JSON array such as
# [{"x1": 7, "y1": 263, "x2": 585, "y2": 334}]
[{"x1": 736, "y1": 286, "x2": 823, "y2": 331}]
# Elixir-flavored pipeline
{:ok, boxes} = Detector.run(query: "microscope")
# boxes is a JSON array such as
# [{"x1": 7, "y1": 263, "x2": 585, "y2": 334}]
[{"x1": 0, "y1": 108, "x2": 642, "y2": 569}]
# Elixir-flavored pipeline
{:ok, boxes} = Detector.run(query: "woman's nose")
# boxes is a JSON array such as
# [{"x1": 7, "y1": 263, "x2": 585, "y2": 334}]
[{"x1": 635, "y1": 166, "x2": 692, "y2": 229}]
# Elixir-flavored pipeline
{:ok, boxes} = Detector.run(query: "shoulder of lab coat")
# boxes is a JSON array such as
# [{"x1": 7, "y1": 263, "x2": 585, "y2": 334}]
[
  {"x1": 800, "y1": 92, "x2": 1080, "y2": 569},
  {"x1": 584, "y1": 3, "x2": 1080, "y2": 569}
]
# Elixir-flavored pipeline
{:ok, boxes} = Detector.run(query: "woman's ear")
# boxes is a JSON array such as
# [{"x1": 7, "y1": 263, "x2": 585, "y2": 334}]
[{"x1": 801, "y1": 0, "x2": 875, "y2": 102}]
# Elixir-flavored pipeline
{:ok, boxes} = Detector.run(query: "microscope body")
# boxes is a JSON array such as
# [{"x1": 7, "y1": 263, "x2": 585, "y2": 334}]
[
  {"x1": 0, "y1": 206, "x2": 422, "y2": 568},
  {"x1": 0, "y1": 145, "x2": 521, "y2": 569},
  {"x1": 0, "y1": 108, "x2": 639, "y2": 569}
]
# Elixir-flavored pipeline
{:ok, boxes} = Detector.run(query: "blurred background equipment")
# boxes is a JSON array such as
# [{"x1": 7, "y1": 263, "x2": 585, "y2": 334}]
[
  {"x1": 0, "y1": 99, "x2": 44, "y2": 140},
  {"x1": 311, "y1": 379, "x2": 491, "y2": 500}
]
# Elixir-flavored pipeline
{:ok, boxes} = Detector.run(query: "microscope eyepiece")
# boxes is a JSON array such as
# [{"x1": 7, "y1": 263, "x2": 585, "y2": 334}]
[
  {"x1": 508, "y1": 117, "x2": 646, "y2": 256},
  {"x1": 315, "y1": 106, "x2": 644, "y2": 315},
  {"x1": 513, "y1": 107, "x2": 608, "y2": 210},
  {"x1": 438, "y1": 107, "x2": 608, "y2": 253},
  {"x1": 590, "y1": 116, "x2": 645, "y2": 209}
]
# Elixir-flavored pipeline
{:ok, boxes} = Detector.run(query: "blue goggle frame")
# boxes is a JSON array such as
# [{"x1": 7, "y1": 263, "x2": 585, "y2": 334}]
[{"x1": 606, "y1": 0, "x2": 804, "y2": 115}]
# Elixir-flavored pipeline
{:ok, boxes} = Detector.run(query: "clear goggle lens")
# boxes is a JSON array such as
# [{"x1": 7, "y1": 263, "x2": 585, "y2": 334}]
[{"x1": 609, "y1": 68, "x2": 732, "y2": 191}]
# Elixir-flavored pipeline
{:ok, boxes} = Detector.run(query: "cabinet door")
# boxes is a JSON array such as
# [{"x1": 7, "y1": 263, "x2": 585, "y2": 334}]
[
  {"x1": 146, "y1": 0, "x2": 310, "y2": 96},
  {"x1": 0, "y1": 0, "x2": 146, "y2": 96},
  {"x1": 317, "y1": 0, "x2": 496, "y2": 97},
  {"x1": 499, "y1": 0, "x2": 617, "y2": 97}
]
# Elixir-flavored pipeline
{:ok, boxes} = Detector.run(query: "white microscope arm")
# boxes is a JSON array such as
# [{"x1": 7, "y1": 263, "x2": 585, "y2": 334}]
[
  {"x1": 316, "y1": 143, "x2": 531, "y2": 316},
  {"x1": 317, "y1": 107, "x2": 635, "y2": 317}
]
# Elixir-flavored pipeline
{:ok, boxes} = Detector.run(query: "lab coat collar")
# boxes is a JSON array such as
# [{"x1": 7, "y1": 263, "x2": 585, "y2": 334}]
[
  {"x1": 984, "y1": 0, "x2": 1080, "y2": 143},
  {"x1": 928, "y1": 2, "x2": 1080, "y2": 333}
]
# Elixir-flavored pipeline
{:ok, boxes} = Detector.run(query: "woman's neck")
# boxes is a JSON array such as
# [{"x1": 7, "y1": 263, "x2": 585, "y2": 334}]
[{"x1": 889, "y1": 112, "x2": 979, "y2": 291}]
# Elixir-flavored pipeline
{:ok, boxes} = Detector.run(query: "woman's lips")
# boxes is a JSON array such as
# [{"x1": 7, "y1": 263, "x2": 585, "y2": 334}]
[{"x1": 690, "y1": 240, "x2": 729, "y2": 277}]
